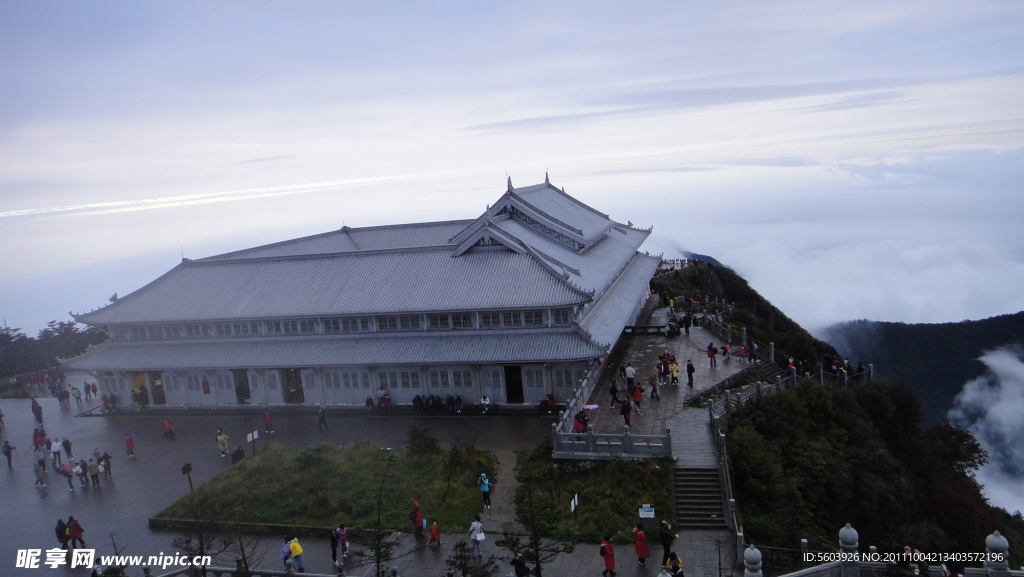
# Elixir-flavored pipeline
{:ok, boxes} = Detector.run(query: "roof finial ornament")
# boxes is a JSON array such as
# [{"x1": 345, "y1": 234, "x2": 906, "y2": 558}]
[
  {"x1": 507, "y1": 176, "x2": 514, "y2": 193},
  {"x1": 545, "y1": 170, "x2": 549, "y2": 185}
]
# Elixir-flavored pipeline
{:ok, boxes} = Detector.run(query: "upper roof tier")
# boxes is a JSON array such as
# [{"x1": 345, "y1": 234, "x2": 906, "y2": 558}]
[{"x1": 74, "y1": 178, "x2": 652, "y2": 325}]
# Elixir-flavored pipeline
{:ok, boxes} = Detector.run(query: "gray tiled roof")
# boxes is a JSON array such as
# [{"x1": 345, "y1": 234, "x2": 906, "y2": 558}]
[
  {"x1": 76, "y1": 247, "x2": 591, "y2": 324},
  {"x1": 61, "y1": 329, "x2": 606, "y2": 371},
  {"x1": 510, "y1": 183, "x2": 614, "y2": 240},
  {"x1": 201, "y1": 220, "x2": 472, "y2": 261},
  {"x1": 581, "y1": 253, "x2": 662, "y2": 346},
  {"x1": 493, "y1": 218, "x2": 649, "y2": 294}
]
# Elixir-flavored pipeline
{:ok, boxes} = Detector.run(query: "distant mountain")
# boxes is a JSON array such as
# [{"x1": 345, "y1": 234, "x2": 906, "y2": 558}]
[
  {"x1": 821, "y1": 312, "x2": 1024, "y2": 423},
  {"x1": 680, "y1": 251, "x2": 729, "y2": 269}
]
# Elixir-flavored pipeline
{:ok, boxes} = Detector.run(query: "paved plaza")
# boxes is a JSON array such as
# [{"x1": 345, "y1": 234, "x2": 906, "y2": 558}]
[{"x1": 1, "y1": 309, "x2": 749, "y2": 576}]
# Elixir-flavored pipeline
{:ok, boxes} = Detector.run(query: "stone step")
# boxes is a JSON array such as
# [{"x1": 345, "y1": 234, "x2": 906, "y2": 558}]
[{"x1": 673, "y1": 467, "x2": 728, "y2": 529}]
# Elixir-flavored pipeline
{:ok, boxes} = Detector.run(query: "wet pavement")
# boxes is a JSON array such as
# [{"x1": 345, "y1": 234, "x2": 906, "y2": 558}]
[{"x1": 0, "y1": 395, "x2": 553, "y2": 576}]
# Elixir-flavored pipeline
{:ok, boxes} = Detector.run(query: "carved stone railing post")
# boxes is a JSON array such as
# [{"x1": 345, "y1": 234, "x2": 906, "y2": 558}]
[
  {"x1": 868, "y1": 364, "x2": 874, "y2": 381},
  {"x1": 769, "y1": 342, "x2": 775, "y2": 363},
  {"x1": 741, "y1": 327, "x2": 747, "y2": 350},
  {"x1": 623, "y1": 431, "x2": 634, "y2": 454},
  {"x1": 985, "y1": 530, "x2": 1010, "y2": 576},
  {"x1": 744, "y1": 544, "x2": 763, "y2": 577},
  {"x1": 586, "y1": 427, "x2": 596, "y2": 453},
  {"x1": 756, "y1": 381, "x2": 763, "y2": 401},
  {"x1": 839, "y1": 524, "x2": 860, "y2": 577},
  {"x1": 664, "y1": 428, "x2": 672, "y2": 458},
  {"x1": 551, "y1": 423, "x2": 560, "y2": 453},
  {"x1": 724, "y1": 390, "x2": 732, "y2": 413},
  {"x1": 801, "y1": 539, "x2": 809, "y2": 568}
]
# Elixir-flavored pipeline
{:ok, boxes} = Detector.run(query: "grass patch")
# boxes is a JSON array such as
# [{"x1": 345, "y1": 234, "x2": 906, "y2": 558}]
[
  {"x1": 515, "y1": 440, "x2": 673, "y2": 544},
  {"x1": 158, "y1": 428, "x2": 495, "y2": 533}
]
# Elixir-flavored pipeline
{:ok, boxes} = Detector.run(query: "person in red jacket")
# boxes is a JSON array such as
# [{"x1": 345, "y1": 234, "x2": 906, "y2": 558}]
[
  {"x1": 410, "y1": 501, "x2": 423, "y2": 538},
  {"x1": 632, "y1": 383, "x2": 644, "y2": 415},
  {"x1": 633, "y1": 523, "x2": 650, "y2": 567},
  {"x1": 66, "y1": 516, "x2": 85, "y2": 549},
  {"x1": 124, "y1": 433, "x2": 135, "y2": 457},
  {"x1": 600, "y1": 535, "x2": 616, "y2": 576}
]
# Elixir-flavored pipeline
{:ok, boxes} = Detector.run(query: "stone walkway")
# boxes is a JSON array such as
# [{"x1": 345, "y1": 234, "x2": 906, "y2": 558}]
[{"x1": 581, "y1": 309, "x2": 746, "y2": 577}]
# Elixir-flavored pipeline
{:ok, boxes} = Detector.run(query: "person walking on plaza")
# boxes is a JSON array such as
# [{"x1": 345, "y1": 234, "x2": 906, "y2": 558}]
[
  {"x1": 289, "y1": 537, "x2": 305, "y2": 572},
  {"x1": 162, "y1": 418, "x2": 175, "y2": 439},
  {"x1": 625, "y1": 364, "x2": 636, "y2": 395},
  {"x1": 62, "y1": 437, "x2": 73, "y2": 459},
  {"x1": 330, "y1": 524, "x2": 348, "y2": 563},
  {"x1": 264, "y1": 407, "x2": 274, "y2": 433},
  {"x1": 410, "y1": 501, "x2": 424, "y2": 538},
  {"x1": 34, "y1": 445, "x2": 48, "y2": 471},
  {"x1": 477, "y1": 473, "x2": 492, "y2": 508},
  {"x1": 55, "y1": 519, "x2": 70, "y2": 549},
  {"x1": 124, "y1": 432, "x2": 135, "y2": 457},
  {"x1": 665, "y1": 551, "x2": 684, "y2": 576},
  {"x1": 634, "y1": 523, "x2": 650, "y2": 567},
  {"x1": 75, "y1": 459, "x2": 88, "y2": 487},
  {"x1": 600, "y1": 535, "x2": 616, "y2": 577},
  {"x1": 686, "y1": 360, "x2": 695, "y2": 388},
  {"x1": 632, "y1": 383, "x2": 644, "y2": 415},
  {"x1": 608, "y1": 380, "x2": 620, "y2": 408},
  {"x1": 670, "y1": 361, "x2": 680, "y2": 386},
  {"x1": 66, "y1": 516, "x2": 86, "y2": 549},
  {"x1": 659, "y1": 521, "x2": 675, "y2": 566},
  {"x1": 707, "y1": 343, "x2": 718, "y2": 367},
  {"x1": 88, "y1": 458, "x2": 101, "y2": 487},
  {"x1": 429, "y1": 521, "x2": 442, "y2": 547},
  {"x1": 100, "y1": 452, "x2": 113, "y2": 479},
  {"x1": 649, "y1": 371, "x2": 661, "y2": 400},
  {"x1": 34, "y1": 462, "x2": 47, "y2": 487},
  {"x1": 317, "y1": 407, "x2": 328, "y2": 432},
  {"x1": 71, "y1": 386, "x2": 82, "y2": 407},
  {"x1": 683, "y1": 313, "x2": 692, "y2": 336},
  {"x1": 31, "y1": 398, "x2": 43, "y2": 424},
  {"x1": 84, "y1": 383, "x2": 91, "y2": 400},
  {"x1": 2, "y1": 441, "x2": 14, "y2": 467},
  {"x1": 619, "y1": 398, "x2": 632, "y2": 430},
  {"x1": 50, "y1": 440, "x2": 62, "y2": 466},
  {"x1": 217, "y1": 431, "x2": 230, "y2": 457},
  {"x1": 511, "y1": 552, "x2": 530, "y2": 577},
  {"x1": 469, "y1": 516, "x2": 485, "y2": 557}
]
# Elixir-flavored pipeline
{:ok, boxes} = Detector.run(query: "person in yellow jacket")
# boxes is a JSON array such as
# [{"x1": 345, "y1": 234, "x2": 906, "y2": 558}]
[{"x1": 289, "y1": 537, "x2": 305, "y2": 572}]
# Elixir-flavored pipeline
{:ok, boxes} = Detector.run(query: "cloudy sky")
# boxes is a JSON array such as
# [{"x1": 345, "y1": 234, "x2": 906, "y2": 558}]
[{"x1": 2, "y1": 1, "x2": 1023, "y2": 335}]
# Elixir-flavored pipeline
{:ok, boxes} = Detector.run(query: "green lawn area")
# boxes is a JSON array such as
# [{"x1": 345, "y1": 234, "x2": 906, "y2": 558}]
[
  {"x1": 516, "y1": 441, "x2": 674, "y2": 544},
  {"x1": 157, "y1": 428, "x2": 495, "y2": 534}
]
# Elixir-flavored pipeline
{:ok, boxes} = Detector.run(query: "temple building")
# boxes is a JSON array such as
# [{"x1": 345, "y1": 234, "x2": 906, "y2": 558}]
[{"x1": 62, "y1": 177, "x2": 660, "y2": 407}]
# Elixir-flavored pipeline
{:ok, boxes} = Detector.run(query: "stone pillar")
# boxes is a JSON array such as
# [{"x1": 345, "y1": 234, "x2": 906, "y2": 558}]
[
  {"x1": 868, "y1": 364, "x2": 874, "y2": 381},
  {"x1": 587, "y1": 427, "x2": 596, "y2": 452},
  {"x1": 551, "y1": 423, "x2": 560, "y2": 452},
  {"x1": 664, "y1": 428, "x2": 672, "y2": 458},
  {"x1": 769, "y1": 342, "x2": 775, "y2": 363},
  {"x1": 985, "y1": 531, "x2": 1010, "y2": 576},
  {"x1": 756, "y1": 381, "x2": 763, "y2": 401},
  {"x1": 776, "y1": 375, "x2": 782, "y2": 391},
  {"x1": 724, "y1": 390, "x2": 732, "y2": 413},
  {"x1": 744, "y1": 544, "x2": 763, "y2": 577},
  {"x1": 801, "y1": 539, "x2": 809, "y2": 568},
  {"x1": 839, "y1": 523, "x2": 860, "y2": 577},
  {"x1": 843, "y1": 370, "x2": 848, "y2": 387},
  {"x1": 742, "y1": 327, "x2": 748, "y2": 349}
]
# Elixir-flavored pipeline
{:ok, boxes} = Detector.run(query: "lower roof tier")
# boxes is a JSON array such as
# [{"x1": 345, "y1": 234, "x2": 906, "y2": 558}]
[{"x1": 61, "y1": 329, "x2": 607, "y2": 372}]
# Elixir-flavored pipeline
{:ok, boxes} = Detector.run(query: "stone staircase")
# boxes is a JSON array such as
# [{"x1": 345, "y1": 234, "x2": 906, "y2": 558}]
[{"x1": 674, "y1": 467, "x2": 728, "y2": 529}]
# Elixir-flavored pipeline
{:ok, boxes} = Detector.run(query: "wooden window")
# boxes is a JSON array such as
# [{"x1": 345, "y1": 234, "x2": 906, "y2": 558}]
[
  {"x1": 146, "y1": 326, "x2": 160, "y2": 340},
  {"x1": 553, "y1": 309, "x2": 572, "y2": 326},
  {"x1": 216, "y1": 323, "x2": 232, "y2": 337},
  {"x1": 428, "y1": 314, "x2": 450, "y2": 330},
  {"x1": 266, "y1": 372, "x2": 279, "y2": 389},
  {"x1": 399, "y1": 315, "x2": 421, "y2": 330},
  {"x1": 524, "y1": 369, "x2": 544, "y2": 388},
  {"x1": 502, "y1": 311, "x2": 521, "y2": 327},
  {"x1": 299, "y1": 319, "x2": 318, "y2": 334},
  {"x1": 376, "y1": 316, "x2": 399, "y2": 331},
  {"x1": 452, "y1": 313, "x2": 473, "y2": 329},
  {"x1": 401, "y1": 371, "x2": 420, "y2": 389},
  {"x1": 480, "y1": 312, "x2": 500, "y2": 328},
  {"x1": 524, "y1": 310, "x2": 544, "y2": 326},
  {"x1": 378, "y1": 372, "x2": 398, "y2": 389}
]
